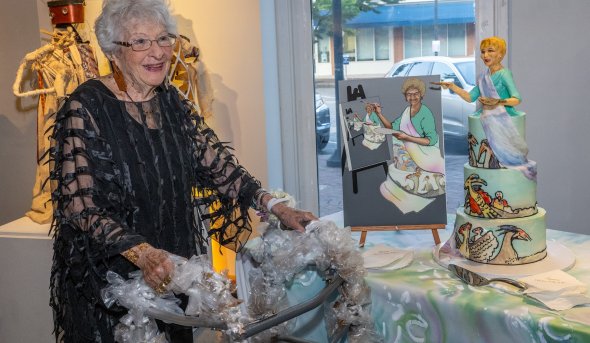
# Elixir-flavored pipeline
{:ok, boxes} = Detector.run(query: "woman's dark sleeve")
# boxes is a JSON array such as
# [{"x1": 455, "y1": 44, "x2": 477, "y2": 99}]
[
  {"x1": 182, "y1": 102, "x2": 262, "y2": 251},
  {"x1": 50, "y1": 99, "x2": 145, "y2": 257}
]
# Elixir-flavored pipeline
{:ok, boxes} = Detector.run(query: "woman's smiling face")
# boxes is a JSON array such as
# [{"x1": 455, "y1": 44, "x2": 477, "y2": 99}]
[
  {"x1": 113, "y1": 19, "x2": 173, "y2": 94},
  {"x1": 405, "y1": 87, "x2": 422, "y2": 106},
  {"x1": 480, "y1": 45, "x2": 503, "y2": 68}
]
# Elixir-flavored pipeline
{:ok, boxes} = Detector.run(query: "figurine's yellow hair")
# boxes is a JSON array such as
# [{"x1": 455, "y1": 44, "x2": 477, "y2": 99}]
[{"x1": 480, "y1": 36, "x2": 506, "y2": 57}]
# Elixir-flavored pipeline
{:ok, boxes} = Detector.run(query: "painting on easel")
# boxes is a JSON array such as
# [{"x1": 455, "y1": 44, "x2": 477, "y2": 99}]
[{"x1": 338, "y1": 76, "x2": 447, "y2": 237}]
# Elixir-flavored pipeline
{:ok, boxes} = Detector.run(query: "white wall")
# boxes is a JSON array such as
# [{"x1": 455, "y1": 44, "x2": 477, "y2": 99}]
[
  {"x1": 0, "y1": 1, "x2": 271, "y2": 224},
  {"x1": 170, "y1": 1, "x2": 269, "y2": 185},
  {"x1": 0, "y1": 0, "x2": 43, "y2": 224},
  {"x1": 509, "y1": 0, "x2": 590, "y2": 234}
]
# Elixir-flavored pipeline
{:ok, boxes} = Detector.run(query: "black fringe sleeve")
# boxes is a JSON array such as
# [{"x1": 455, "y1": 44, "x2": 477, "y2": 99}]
[
  {"x1": 176, "y1": 95, "x2": 262, "y2": 252},
  {"x1": 48, "y1": 96, "x2": 146, "y2": 342}
]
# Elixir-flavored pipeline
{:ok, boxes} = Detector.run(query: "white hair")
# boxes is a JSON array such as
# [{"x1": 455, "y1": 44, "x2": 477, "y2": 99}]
[{"x1": 95, "y1": 0, "x2": 178, "y2": 56}]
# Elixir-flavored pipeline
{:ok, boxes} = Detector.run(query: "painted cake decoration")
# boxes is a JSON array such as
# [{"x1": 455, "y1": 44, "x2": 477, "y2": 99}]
[
  {"x1": 464, "y1": 174, "x2": 536, "y2": 219},
  {"x1": 455, "y1": 222, "x2": 547, "y2": 264},
  {"x1": 468, "y1": 133, "x2": 501, "y2": 169}
]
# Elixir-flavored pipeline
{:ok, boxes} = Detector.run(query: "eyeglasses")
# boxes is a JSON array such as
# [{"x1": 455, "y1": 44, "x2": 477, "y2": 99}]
[
  {"x1": 405, "y1": 91, "x2": 421, "y2": 98},
  {"x1": 113, "y1": 34, "x2": 177, "y2": 51}
]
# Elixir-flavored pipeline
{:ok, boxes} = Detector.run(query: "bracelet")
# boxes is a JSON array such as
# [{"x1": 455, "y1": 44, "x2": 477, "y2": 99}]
[
  {"x1": 122, "y1": 242, "x2": 151, "y2": 265},
  {"x1": 266, "y1": 197, "x2": 290, "y2": 213},
  {"x1": 253, "y1": 188, "x2": 270, "y2": 211}
]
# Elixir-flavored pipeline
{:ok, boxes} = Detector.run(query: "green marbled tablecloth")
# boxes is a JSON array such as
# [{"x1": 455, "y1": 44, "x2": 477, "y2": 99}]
[
  {"x1": 239, "y1": 212, "x2": 589, "y2": 342},
  {"x1": 362, "y1": 226, "x2": 590, "y2": 343}
]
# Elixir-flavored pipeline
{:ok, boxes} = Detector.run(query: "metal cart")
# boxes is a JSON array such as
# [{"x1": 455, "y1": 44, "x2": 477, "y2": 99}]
[{"x1": 143, "y1": 253, "x2": 349, "y2": 343}]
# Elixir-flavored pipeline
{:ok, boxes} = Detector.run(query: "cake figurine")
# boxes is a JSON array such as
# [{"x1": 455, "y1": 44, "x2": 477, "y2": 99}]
[{"x1": 435, "y1": 37, "x2": 547, "y2": 265}]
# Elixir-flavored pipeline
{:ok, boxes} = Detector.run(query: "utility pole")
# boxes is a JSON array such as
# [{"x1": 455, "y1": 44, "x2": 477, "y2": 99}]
[
  {"x1": 433, "y1": 0, "x2": 440, "y2": 56},
  {"x1": 327, "y1": 0, "x2": 343, "y2": 167}
]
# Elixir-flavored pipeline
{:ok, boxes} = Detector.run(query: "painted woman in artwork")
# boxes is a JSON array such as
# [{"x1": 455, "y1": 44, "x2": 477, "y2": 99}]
[
  {"x1": 435, "y1": 36, "x2": 536, "y2": 180},
  {"x1": 375, "y1": 78, "x2": 440, "y2": 151},
  {"x1": 377, "y1": 77, "x2": 446, "y2": 214},
  {"x1": 359, "y1": 102, "x2": 387, "y2": 150}
]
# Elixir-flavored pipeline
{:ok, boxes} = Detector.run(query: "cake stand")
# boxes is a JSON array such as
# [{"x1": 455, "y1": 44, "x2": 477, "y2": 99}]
[{"x1": 433, "y1": 240, "x2": 576, "y2": 278}]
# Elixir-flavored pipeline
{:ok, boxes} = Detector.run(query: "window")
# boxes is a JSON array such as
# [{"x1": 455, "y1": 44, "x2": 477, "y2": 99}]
[
  {"x1": 454, "y1": 61, "x2": 475, "y2": 86},
  {"x1": 392, "y1": 63, "x2": 412, "y2": 77},
  {"x1": 448, "y1": 24, "x2": 467, "y2": 56},
  {"x1": 343, "y1": 31, "x2": 356, "y2": 62},
  {"x1": 352, "y1": 28, "x2": 390, "y2": 62},
  {"x1": 432, "y1": 62, "x2": 456, "y2": 82},
  {"x1": 407, "y1": 62, "x2": 432, "y2": 76},
  {"x1": 404, "y1": 26, "x2": 421, "y2": 58},
  {"x1": 317, "y1": 36, "x2": 330, "y2": 63},
  {"x1": 438, "y1": 26, "x2": 449, "y2": 56},
  {"x1": 403, "y1": 23, "x2": 471, "y2": 58},
  {"x1": 356, "y1": 28, "x2": 374, "y2": 61},
  {"x1": 421, "y1": 25, "x2": 435, "y2": 56},
  {"x1": 309, "y1": 1, "x2": 477, "y2": 217},
  {"x1": 375, "y1": 27, "x2": 390, "y2": 60}
]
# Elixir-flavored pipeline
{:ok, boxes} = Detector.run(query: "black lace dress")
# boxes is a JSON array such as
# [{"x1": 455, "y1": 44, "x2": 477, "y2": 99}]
[{"x1": 49, "y1": 79, "x2": 261, "y2": 342}]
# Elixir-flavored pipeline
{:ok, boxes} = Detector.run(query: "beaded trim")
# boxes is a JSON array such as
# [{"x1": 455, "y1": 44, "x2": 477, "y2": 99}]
[{"x1": 122, "y1": 242, "x2": 151, "y2": 265}]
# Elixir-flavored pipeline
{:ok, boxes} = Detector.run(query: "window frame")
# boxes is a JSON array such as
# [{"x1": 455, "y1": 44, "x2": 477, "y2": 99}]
[{"x1": 271, "y1": 0, "x2": 506, "y2": 215}]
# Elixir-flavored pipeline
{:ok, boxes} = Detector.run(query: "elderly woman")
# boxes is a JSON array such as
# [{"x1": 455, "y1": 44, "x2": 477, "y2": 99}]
[
  {"x1": 435, "y1": 36, "x2": 535, "y2": 180},
  {"x1": 375, "y1": 77, "x2": 439, "y2": 147},
  {"x1": 357, "y1": 102, "x2": 386, "y2": 149},
  {"x1": 376, "y1": 77, "x2": 444, "y2": 175},
  {"x1": 49, "y1": 0, "x2": 316, "y2": 342},
  {"x1": 378, "y1": 77, "x2": 445, "y2": 212}
]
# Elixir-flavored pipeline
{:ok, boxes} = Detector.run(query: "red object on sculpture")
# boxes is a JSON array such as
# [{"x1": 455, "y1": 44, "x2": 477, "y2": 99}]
[{"x1": 48, "y1": 0, "x2": 85, "y2": 25}]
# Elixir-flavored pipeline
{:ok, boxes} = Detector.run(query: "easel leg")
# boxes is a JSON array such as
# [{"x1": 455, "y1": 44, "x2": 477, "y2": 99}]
[
  {"x1": 359, "y1": 230, "x2": 367, "y2": 247},
  {"x1": 431, "y1": 229, "x2": 441, "y2": 245}
]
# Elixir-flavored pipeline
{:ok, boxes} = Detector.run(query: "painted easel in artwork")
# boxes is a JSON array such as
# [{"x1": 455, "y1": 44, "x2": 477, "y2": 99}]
[{"x1": 352, "y1": 224, "x2": 443, "y2": 248}]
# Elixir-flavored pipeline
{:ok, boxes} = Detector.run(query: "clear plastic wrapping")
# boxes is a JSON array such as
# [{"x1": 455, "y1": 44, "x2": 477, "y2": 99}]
[
  {"x1": 101, "y1": 270, "x2": 182, "y2": 343},
  {"x1": 113, "y1": 314, "x2": 166, "y2": 343},
  {"x1": 101, "y1": 192, "x2": 381, "y2": 342},
  {"x1": 244, "y1": 218, "x2": 382, "y2": 342},
  {"x1": 101, "y1": 254, "x2": 247, "y2": 341}
]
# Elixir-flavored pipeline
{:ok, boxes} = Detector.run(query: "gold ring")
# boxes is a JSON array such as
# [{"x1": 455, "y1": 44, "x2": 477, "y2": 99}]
[
  {"x1": 163, "y1": 275, "x2": 172, "y2": 285},
  {"x1": 155, "y1": 285, "x2": 165, "y2": 294}
]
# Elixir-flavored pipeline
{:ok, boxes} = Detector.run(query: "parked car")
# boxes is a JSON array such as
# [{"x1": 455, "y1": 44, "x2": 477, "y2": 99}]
[
  {"x1": 384, "y1": 56, "x2": 476, "y2": 140},
  {"x1": 315, "y1": 93, "x2": 331, "y2": 150}
]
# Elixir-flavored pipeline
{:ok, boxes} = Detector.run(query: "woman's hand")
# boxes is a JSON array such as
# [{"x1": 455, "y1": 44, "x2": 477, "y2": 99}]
[
  {"x1": 372, "y1": 103, "x2": 393, "y2": 129},
  {"x1": 374, "y1": 103, "x2": 382, "y2": 114},
  {"x1": 271, "y1": 203, "x2": 318, "y2": 233},
  {"x1": 479, "y1": 96, "x2": 504, "y2": 109},
  {"x1": 123, "y1": 243, "x2": 174, "y2": 293},
  {"x1": 138, "y1": 247, "x2": 174, "y2": 292},
  {"x1": 431, "y1": 81, "x2": 453, "y2": 90},
  {"x1": 432, "y1": 81, "x2": 473, "y2": 103}
]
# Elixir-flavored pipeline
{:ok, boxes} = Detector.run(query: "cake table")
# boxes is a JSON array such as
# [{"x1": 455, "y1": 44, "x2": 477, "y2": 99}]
[{"x1": 345, "y1": 212, "x2": 590, "y2": 342}]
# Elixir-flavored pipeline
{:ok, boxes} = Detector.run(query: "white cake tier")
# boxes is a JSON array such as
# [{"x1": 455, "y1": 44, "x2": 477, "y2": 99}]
[
  {"x1": 463, "y1": 163, "x2": 538, "y2": 219},
  {"x1": 454, "y1": 207, "x2": 547, "y2": 265},
  {"x1": 467, "y1": 112, "x2": 526, "y2": 169}
]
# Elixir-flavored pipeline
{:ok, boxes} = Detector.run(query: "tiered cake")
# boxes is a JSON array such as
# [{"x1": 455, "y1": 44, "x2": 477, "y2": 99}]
[{"x1": 453, "y1": 112, "x2": 547, "y2": 265}]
